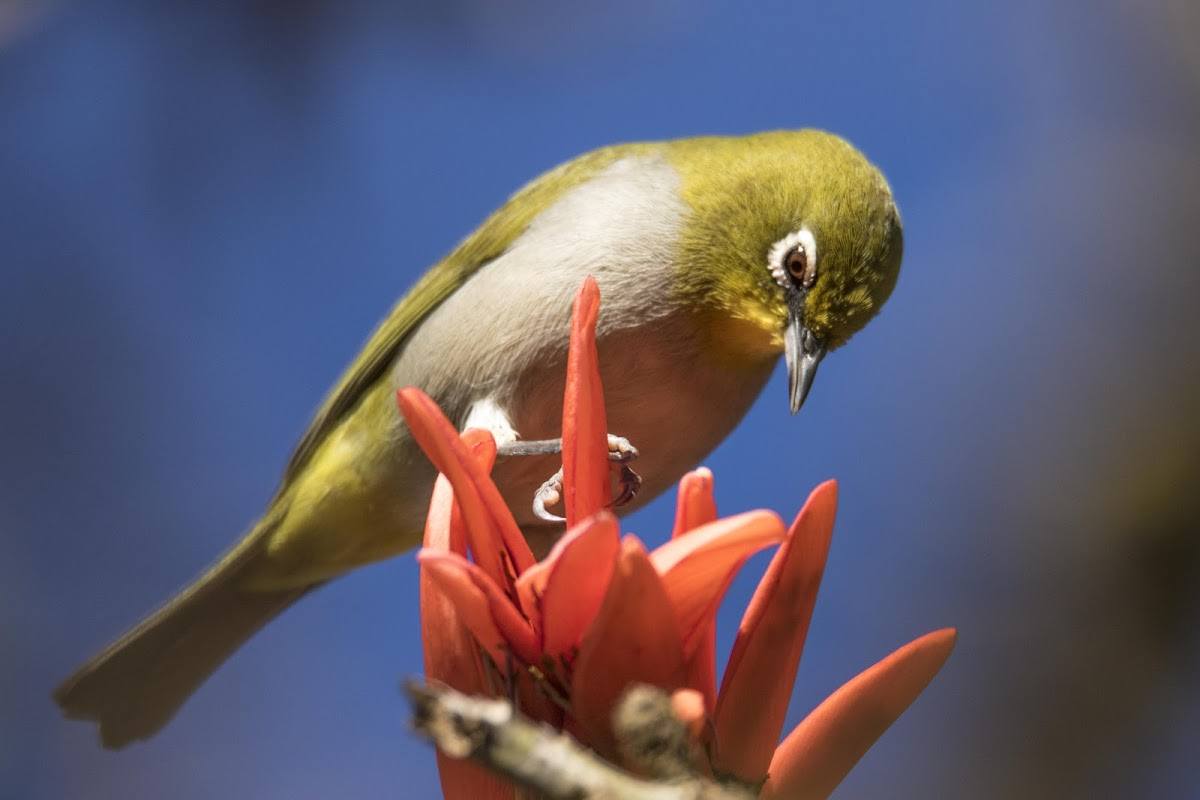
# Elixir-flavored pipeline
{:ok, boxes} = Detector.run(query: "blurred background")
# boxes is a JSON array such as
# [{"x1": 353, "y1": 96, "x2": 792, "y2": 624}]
[{"x1": 2, "y1": 1, "x2": 1198, "y2": 797}]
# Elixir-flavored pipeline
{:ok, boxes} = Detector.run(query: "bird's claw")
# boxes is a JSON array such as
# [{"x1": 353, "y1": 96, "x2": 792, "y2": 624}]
[
  {"x1": 533, "y1": 468, "x2": 566, "y2": 523},
  {"x1": 606, "y1": 434, "x2": 639, "y2": 464},
  {"x1": 612, "y1": 463, "x2": 642, "y2": 507},
  {"x1": 530, "y1": 435, "x2": 642, "y2": 522}
]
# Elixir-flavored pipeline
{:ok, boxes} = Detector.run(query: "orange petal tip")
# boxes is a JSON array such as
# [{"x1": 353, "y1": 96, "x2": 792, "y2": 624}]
[
  {"x1": 670, "y1": 688, "x2": 707, "y2": 740},
  {"x1": 760, "y1": 628, "x2": 957, "y2": 800},
  {"x1": 562, "y1": 277, "x2": 610, "y2": 526},
  {"x1": 713, "y1": 487, "x2": 837, "y2": 782}
]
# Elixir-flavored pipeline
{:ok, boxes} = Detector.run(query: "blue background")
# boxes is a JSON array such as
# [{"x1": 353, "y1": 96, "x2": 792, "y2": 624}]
[{"x1": 3, "y1": 2, "x2": 1198, "y2": 797}]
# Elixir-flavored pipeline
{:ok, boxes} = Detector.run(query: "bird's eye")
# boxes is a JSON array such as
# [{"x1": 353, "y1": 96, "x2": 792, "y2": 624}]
[
  {"x1": 784, "y1": 246, "x2": 809, "y2": 284},
  {"x1": 768, "y1": 228, "x2": 819, "y2": 292}
]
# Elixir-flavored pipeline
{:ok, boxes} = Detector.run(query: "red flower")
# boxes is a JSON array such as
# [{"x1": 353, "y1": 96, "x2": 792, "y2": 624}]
[{"x1": 400, "y1": 277, "x2": 955, "y2": 798}]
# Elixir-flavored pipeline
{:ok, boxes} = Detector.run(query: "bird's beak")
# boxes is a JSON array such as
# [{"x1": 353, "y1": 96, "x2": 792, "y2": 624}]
[{"x1": 785, "y1": 306, "x2": 826, "y2": 414}]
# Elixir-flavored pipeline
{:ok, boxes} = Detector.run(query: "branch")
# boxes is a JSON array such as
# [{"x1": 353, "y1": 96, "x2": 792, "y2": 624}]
[{"x1": 405, "y1": 681, "x2": 754, "y2": 800}]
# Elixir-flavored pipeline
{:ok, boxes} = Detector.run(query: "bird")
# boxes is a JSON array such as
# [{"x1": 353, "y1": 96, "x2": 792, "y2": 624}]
[{"x1": 55, "y1": 129, "x2": 903, "y2": 748}]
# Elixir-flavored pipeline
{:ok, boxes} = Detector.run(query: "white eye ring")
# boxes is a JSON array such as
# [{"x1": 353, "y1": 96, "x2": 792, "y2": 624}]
[{"x1": 768, "y1": 228, "x2": 818, "y2": 291}]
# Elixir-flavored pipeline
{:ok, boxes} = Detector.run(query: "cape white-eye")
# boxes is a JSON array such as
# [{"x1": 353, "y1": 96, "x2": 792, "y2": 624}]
[{"x1": 56, "y1": 129, "x2": 903, "y2": 746}]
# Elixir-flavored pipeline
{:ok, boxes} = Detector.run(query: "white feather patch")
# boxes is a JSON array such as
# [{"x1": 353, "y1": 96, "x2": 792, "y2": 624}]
[
  {"x1": 462, "y1": 397, "x2": 519, "y2": 446},
  {"x1": 391, "y1": 154, "x2": 687, "y2": 413}
]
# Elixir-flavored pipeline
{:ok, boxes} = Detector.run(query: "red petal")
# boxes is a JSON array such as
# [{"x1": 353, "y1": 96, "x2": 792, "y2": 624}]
[
  {"x1": 513, "y1": 559, "x2": 552, "y2": 625},
  {"x1": 420, "y1": 551, "x2": 540, "y2": 667},
  {"x1": 397, "y1": 388, "x2": 535, "y2": 583},
  {"x1": 514, "y1": 669, "x2": 565, "y2": 730},
  {"x1": 511, "y1": 513, "x2": 618, "y2": 639},
  {"x1": 421, "y1": 465, "x2": 493, "y2": 672},
  {"x1": 539, "y1": 512, "x2": 620, "y2": 656},
  {"x1": 761, "y1": 629, "x2": 957, "y2": 800},
  {"x1": 419, "y1": 544, "x2": 553, "y2": 799},
  {"x1": 419, "y1": 550, "x2": 509, "y2": 667},
  {"x1": 683, "y1": 620, "x2": 718, "y2": 718},
  {"x1": 664, "y1": 472, "x2": 736, "y2": 710},
  {"x1": 418, "y1": 439, "x2": 515, "y2": 799},
  {"x1": 423, "y1": 430, "x2": 496, "y2": 555},
  {"x1": 420, "y1": 465, "x2": 500, "y2": 680},
  {"x1": 651, "y1": 510, "x2": 785, "y2": 653},
  {"x1": 561, "y1": 277, "x2": 610, "y2": 527},
  {"x1": 570, "y1": 536, "x2": 686, "y2": 760},
  {"x1": 713, "y1": 481, "x2": 838, "y2": 782},
  {"x1": 422, "y1": 471, "x2": 457, "y2": 553},
  {"x1": 672, "y1": 467, "x2": 717, "y2": 538}
]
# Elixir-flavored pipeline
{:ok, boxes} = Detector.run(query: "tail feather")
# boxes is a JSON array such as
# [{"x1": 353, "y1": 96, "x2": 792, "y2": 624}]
[{"x1": 54, "y1": 518, "x2": 317, "y2": 748}]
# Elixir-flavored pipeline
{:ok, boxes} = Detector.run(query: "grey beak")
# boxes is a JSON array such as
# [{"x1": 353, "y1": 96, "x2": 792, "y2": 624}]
[{"x1": 785, "y1": 309, "x2": 826, "y2": 414}]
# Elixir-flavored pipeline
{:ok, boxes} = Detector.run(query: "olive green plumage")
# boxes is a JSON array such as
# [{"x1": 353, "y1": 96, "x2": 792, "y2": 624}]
[
  {"x1": 55, "y1": 129, "x2": 903, "y2": 748},
  {"x1": 666, "y1": 131, "x2": 902, "y2": 350}
]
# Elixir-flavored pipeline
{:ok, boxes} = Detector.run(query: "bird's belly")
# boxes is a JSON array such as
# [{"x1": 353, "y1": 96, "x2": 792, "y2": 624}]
[{"x1": 491, "y1": 311, "x2": 778, "y2": 536}]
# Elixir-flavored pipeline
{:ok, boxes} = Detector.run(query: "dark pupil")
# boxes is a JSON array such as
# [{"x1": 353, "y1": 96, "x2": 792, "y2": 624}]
[{"x1": 785, "y1": 247, "x2": 807, "y2": 280}]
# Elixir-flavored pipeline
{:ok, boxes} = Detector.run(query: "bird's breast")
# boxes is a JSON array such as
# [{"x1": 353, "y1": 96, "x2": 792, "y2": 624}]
[{"x1": 493, "y1": 309, "x2": 778, "y2": 530}]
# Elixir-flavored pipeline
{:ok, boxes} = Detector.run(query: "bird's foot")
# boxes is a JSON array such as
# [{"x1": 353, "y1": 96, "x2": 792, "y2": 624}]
[
  {"x1": 607, "y1": 435, "x2": 642, "y2": 508},
  {"x1": 532, "y1": 468, "x2": 565, "y2": 522},
  {"x1": 500, "y1": 435, "x2": 642, "y2": 523}
]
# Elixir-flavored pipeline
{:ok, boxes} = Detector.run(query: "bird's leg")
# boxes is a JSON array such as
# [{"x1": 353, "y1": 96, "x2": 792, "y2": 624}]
[
  {"x1": 497, "y1": 435, "x2": 642, "y2": 523},
  {"x1": 496, "y1": 439, "x2": 566, "y2": 457}
]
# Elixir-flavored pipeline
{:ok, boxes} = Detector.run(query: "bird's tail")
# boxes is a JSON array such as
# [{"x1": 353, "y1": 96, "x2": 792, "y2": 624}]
[{"x1": 54, "y1": 516, "x2": 316, "y2": 749}]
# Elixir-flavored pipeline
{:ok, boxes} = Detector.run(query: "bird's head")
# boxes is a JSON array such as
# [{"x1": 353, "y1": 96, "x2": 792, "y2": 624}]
[{"x1": 669, "y1": 130, "x2": 903, "y2": 412}]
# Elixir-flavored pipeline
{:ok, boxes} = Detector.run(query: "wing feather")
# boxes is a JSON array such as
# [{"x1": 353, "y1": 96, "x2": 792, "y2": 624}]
[{"x1": 274, "y1": 144, "x2": 635, "y2": 493}]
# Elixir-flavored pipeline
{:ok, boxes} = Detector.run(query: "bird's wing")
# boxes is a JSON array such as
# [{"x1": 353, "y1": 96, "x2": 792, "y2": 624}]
[
  {"x1": 277, "y1": 263, "x2": 466, "y2": 489},
  {"x1": 275, "y1": 144, "x2": 634, "y2": 493}
]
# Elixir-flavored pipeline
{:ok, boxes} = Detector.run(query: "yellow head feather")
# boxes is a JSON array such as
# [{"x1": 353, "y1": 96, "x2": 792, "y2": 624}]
[{"x1": 667, "y1": 130, "x2": 903, "y2": 351}]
